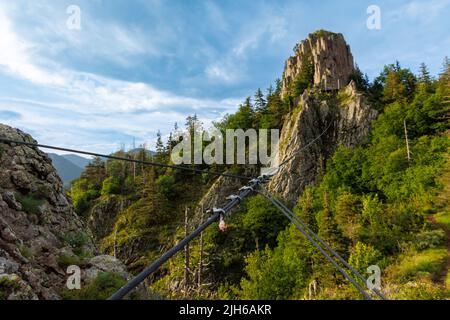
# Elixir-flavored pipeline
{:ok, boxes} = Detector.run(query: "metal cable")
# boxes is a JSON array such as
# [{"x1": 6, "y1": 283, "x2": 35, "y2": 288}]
[
  {"x1": 108, "y1": 178, "x2": 261, "y2": 300},
  {"x1": 255, "y1": 189, "x2": 373, "y2": 300},
  {"x1": 0, "y1": 137, "x2": 251, "y2": 181},
  {"x1": 262, "y1": 188, "x2": 386, "y2": 300}
]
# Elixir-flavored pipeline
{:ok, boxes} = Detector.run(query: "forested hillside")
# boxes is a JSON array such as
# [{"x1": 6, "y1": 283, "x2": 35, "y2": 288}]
[{"x1": 67, "y1": 32, "x2": 449, "y2": 299}]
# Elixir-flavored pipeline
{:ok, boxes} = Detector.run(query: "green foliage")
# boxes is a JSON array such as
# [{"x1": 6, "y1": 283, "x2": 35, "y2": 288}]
[
  {"x1": 287, "y1": 54, "x2": 314, "y2": 100},
  {"x1": 348, "y1": 65, "x2": 369, "y2": 92},
  {"x1": 376, "y1": 62, "x2": 417, "y2": 104},
  {"x1": 240, "y1": 244, "x2": 310, "y2": 299},
  {"x1": 63, "y1": 232, "x2": 89, "y2": 255},
  {"x1": 234, "y1": 60, "x2": 450, "y2": 300},
  {"x1": 18, "y1": 245, "x2": 34, "y2": 260},
  {"x1": 101, "y1": 176, "x2": 121, "y2": 195},
  {"x1": 348, "y1": 242, "x2": 382, "y2": 275},
  {"x1": 242, "y1": 195, "x2": 288, "y2": 248},
  {"x1": 61, "y1": 272, "x2": 126, "y2": 300},
  {"x1": 411, "y1": 230, "x2": 446, "y2": 251},
  {"x1": 435, "y1": 211, "x2": 450, "y2": 229},
  {"x1": 388, "y1": 248, "x2": 447, "y2": 283},
  {"x1": 392, "y1": 280, "x2": 449, "y2": 300},
  {"x1": 155, "y1": 175, "x2": 177, "y2": 200},
  {"x1": 57, "y1": 254, "x2": 81, "y2": 268},
  {"x1": 0, "y1": 276, "x2": 20, "y2": 300},
  {"x1": 311, "y1": 29, "x2": 336, "y2": 38},
  {"x1": 15, "y1": 194, "x2": 44, "y2": 215}
]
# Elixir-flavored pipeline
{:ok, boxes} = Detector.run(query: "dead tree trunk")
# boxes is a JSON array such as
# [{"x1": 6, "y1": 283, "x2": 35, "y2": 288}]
[
  {"x1": 404, "y1": 118, "x2": 411, "y2": 165},
  {"x1": 184, "y1": 206, "x2": 190, "y2": 294},
  {"x1": 198, "y1": 205, "x2": 204, "y2": 289}
]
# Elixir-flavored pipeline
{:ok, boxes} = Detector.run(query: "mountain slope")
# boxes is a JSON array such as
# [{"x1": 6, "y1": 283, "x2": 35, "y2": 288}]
[
  {"x1": 47, "y1": 153, "x2": 86, "y2": 187},
  {"x1": 61, "y1": 154, "x2": 91, "y2": 169}
]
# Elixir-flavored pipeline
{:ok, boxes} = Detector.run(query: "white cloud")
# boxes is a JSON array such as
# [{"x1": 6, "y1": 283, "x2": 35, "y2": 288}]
[
  {"x1": 0, "y1": 4, "x2": 244, "y2": 154},
  {"x1": 404, "y1": 0, "x2": 450, "y2": 19},
  {"x1": 232, "y1": 16, "x2": 287, "y2": 57},
  {"x1": 0, "y1": 8, "x2": 67, "y2": 86},
  {"x1": 388, "y1": 0, "x2": 450, "y2": 23},
  {"x1": 205, "y1": 64, "x2": 241, "y2": 83},
  {"x1": 0, "y1": 5, "x2": 240, "y2": 115}
]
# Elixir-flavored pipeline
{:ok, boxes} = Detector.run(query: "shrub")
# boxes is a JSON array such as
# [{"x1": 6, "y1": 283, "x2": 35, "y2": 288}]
[
  {"x1": 411, "y1": 230, "x2": 446, "y2": 251},
  {"x1": 0, "y1": 275, "x2": 20, "y2": 300},
  {"x1": 57, "y1": 254, "x2": 80, "y2": 268},
  {"x1": 393, "y1": 280, "x2": 449, "y2": 300},
  {"x1": 15, "y1": 194, "x2": 44, "y2": 215},
  {"x1": 348, "y1": 242, "x2": 382, "y2": 275},
  {"x1": 390, "y1": 248, "x2": 447, "y2": 283},
  {"x1": 19, "y1": 245, "x2": 34, "y2": 260},
  {"x1": 288, "y1": 54, "x2": 314, "y2": 99},
  {"x1": 155, "y1": 175, "x2": 177, "y2": 200},
  {"x1": 63, "y1": 232, "x2": 89, "y2": 249},
  {"x1": 61, "y1": 272, "x2": 126, "y2": 300},
  {"x1": 101, "y1": 176, "x2": 121, "y2": 195}
]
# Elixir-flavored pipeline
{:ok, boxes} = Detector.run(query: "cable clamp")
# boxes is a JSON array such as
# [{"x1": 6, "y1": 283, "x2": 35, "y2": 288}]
[
  {"x1": 226, "y1": 194, "x2": 242, "y2": 202},
  {"x1": 239, "y1": 186, "x2": 254, "y2": 192},
  {"x1": 212, "y1": 207, "x2": 226, "y2": 215}
]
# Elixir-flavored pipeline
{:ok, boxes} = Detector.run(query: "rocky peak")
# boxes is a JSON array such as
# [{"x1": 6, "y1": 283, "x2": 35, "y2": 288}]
[
  {"x1": 268, "y1": 80, "x2": 377, "y2": 206},
  {"x1": 281, "y1": 30, "x2": 355, "y2": 96}
]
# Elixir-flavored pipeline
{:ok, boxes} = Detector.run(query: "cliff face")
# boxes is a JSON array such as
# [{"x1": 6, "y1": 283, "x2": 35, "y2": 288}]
[
  {"x1": 0, "y1": 124, "x2": 139, "y2": 300},
  {"x1": 269, "y1": 32, "x2": 376, "y2": 206},
  {"x1": 268, "y1": 81, "x2": 377, "y2": 206},
  {"x1": 281, "y1": 31, "x2": 354, "y2": 96},
  {"x1": 0, "y1": 124, "x2": 94, "y2": 299}
]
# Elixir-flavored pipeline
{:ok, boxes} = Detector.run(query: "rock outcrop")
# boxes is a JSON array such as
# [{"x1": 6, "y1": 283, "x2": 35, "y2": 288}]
[
  {"x1": 268, "y1": 81, "x2": 377, "y2": 206},
  {"x1": 281, "y1": 31, "x2": 355, "y2": 96},
  {"x1": 88, "y1": 195, "x2": 130, "y2": 241},
  {"x1": 0, "y1": 124, "x2": 129, "y2": 299}
]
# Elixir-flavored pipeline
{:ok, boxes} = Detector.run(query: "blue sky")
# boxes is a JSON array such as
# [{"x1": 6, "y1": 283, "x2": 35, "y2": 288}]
[{"x1": 0, "y1": 0, "x2": 448, "y2": 155}]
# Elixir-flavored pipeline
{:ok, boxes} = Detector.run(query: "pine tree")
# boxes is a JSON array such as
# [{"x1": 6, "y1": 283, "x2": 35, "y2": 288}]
[
  {"x1": 275, "y1": 78, "x2": 282, "y2": 94},
  {"x1": 266, "y1": 85, "x2": 274, "y2": 98},
  {"x1": 156, "y1": 130, "x2": 164, "y2": 155},
  {"x1": 254, "y1": 88, "x2": 267, "y2": 113},
  {"x1": 244, "y1": 96, "x2": 253, "y2": 110},
  {"x1": 166, "y1": 132, "x2": 173, "y2": 156},
  {"x1": 418, "y1": 62, "x2": 431, "y2": 84},
  {"x1": 439, "y1": 56, "x2": 450, "y2": 85}
]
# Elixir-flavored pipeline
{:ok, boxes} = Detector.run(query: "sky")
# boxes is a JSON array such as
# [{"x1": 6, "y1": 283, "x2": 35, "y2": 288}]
[{"x1": 0, "y1": 0, "x2": 448, "y2": 155}]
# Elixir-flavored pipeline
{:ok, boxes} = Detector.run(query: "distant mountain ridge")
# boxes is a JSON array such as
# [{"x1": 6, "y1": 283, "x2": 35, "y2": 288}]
[
  {"x1": 47, "y1": 153, "x2": 91, "y2": 187},
  {"x1": 48, "y1": 149, "x2": 156, "y2": 187}
]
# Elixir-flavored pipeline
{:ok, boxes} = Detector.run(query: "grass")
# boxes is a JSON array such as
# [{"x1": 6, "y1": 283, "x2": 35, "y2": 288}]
[
  {"x1": 337, "y1": 89, "x2": 353, "y2": 106},
  {"x1": 61, "y1": 272, "x2": 127, "y2": 300},
  {"x1": 0, "y1": 275, "x2": 20, "y2": 300},
  {"x1": 57, "y1": 254, "x2": 81, "y2": 268},
  {"x1": 15, "y1": 194, "x2": 44, "y2": 215},
  {"x1": 390, "y1": 248, "x2": 448, "y2": 283},
  {"x1": 19, "y1": 245, "x2": 34, "y2": 260},
  {"x1": 312, "y1": 29, "x2": 336, "y2": 38},
  {"x1": 63, "y1": 232, "x2": 89, "y2": 250},
  {"x1": 435, "y1": 211, "x2": 450, "y2": 229}
]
